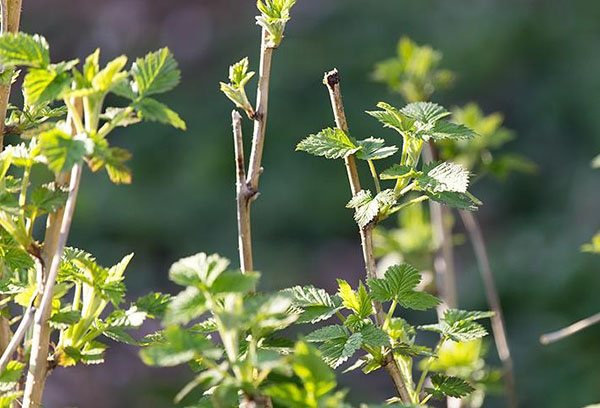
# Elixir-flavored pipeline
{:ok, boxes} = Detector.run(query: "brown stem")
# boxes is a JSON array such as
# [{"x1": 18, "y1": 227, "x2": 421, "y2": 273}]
[
  {"x1": 459, "y1": 210, "x2": 518, "y2": 408},
  {"x1": 22, "y1": 101, "x2": 83, "y2": 408},
  {"x1": 232, "y1": 110, "x2": 253, "y2": 272},
  {"x1": 0, "y1": 0, "x2": 22, "y2": 151},
  {"x1": 540, "y1": 311, "x2": 600, "y2": 345},
  {"x1": 423, "y1": 142, "x2": 458, "y2": 310},
  {"x1": 322, "y1": 69, "x2": 412, "y2": 403},
  {"x1": 246, "y1": 28, "x2": 273, "y2": 192}
]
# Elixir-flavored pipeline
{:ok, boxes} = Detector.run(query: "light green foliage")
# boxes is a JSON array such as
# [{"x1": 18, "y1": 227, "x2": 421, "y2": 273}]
[
  {"x1": 420, "y1": 309, "x2": 494, "y2": 343},
  {"x1": 346, "y1": 189, "x2": 395, "y2": 228},
  {"x1": 426, "y1": 374, "x2": 475, "y2": 399},
  {"x1": 220, "y1": 58, "x2": 255, "y2": 116},
  {"x1": 0, "y1": 361, "x2": 24, "y2": 407},
  {"x1": 367, "y1": 264, "x2": 440, "y2": 311},
  {"x1": 592, "y1": 154, "x2": 600, "y2": 169},
  {"x1": 0, "y1": 33, "x2": 50, "y2": 68},
  {"x1": 256, "y1": 0, "x2": 297, "y2": 48},
  {"x1": 372, "y1": 37, "x2": 454, "y2": 103},
  {"x1": 296, "y1": 127, "x2": 360, "y2": 159},
  {"x1": 582, "y1": 232, "x2": 600, "y2": 254},
  {"x1": 285, "y1": 285, "x2": 343, "y2": 323},
  {"x1": 439, "y1": 102, "x2": 537, "y2": 180}
]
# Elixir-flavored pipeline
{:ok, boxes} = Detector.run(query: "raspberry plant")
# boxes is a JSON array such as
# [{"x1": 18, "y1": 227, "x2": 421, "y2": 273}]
[{"x1": 0, "y1": 18, "x2": 184, "y2": 407}]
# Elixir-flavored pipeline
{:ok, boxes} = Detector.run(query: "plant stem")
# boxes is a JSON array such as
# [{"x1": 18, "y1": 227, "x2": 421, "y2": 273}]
[
  {"x1": 459, "y1": 210, "x2": 518, "y2": 408},
  {"x1": 540, "y1": 311, "x2": 600, "y2": 345},
  {"x1": 232, "y1": 110, "x2": 253, "y2": 272},
  {"x1": 246, "y1": 28, "x2": 273, "y2": 192},
  {"x1": 367, "y1": 160, "x2": 381, "y2": 193},
  {"x1": 322, "y1": 69, "x2": 412, "y2": 403},
  {"x1": 423, "y1": 142, "x2": 457, "y2": 310},
  {"x1": 415, "y1": 339, "x2": 444, "y2": 397},
  {"x1": 22, "y1": 101, "x2": 83, "y2": 408},
  {"x1": 0, "y1": 291, "x2": 35, "y2": 373},
  {"x1": 0, "y1": 0, "x2": 22, "y2": 151}
]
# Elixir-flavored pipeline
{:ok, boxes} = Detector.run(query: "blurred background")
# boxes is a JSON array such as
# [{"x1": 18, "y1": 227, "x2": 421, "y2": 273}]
[{"x1": 18, "y1": 0, "x2": 600, "y2": 406}]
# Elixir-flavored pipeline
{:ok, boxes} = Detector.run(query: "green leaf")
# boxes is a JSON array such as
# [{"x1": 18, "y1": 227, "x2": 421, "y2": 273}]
[
  {"x1": 134, "y1": 292, "x2": 171, "y2": 319},
  {"x1": 296, "y1": 127, "x2": 359, "y2": 159},
  {"x1": 380, "y1": 164, "x2": 414, "y2": 180},
  {"x1": 426, "y1": 190, "x2": 481, "y2": 211},
  {"x1": 102, "y1": 326, "x2": 137, "y2": 345},
  {"x1": 366, "y1": 102, "x2": 413, "y2": 134},
  {"x1": 346, "y1": 189, "x2": 396, "y2": 228},
  {"x1": 285, "y1": 285, "x2": 342, "y2": 323},
  {"x1": 49, "y1": 309, "x2": 81, "y2": 329},
  {"x1": 132, "y1": 47, "x2": 180, "y2": 97},
  {"x1": 0, "y1": 33, "x2": 49, "y2": 68},
  {"x1": 210, "y1": 270, "x2": 259, "y2": 294},
  {"x1": 256, "y1": 0, "x2": 297, "y2": 47},
  {"x1": 164, "y1": 286, "x2": 207, "y2": 325},
  {"x1": 92, "y1": 55, "x2": 128, "y2": 92},
  {"x1": 23, "y1": 67, "x2": 71, "y2": 106},
  {"x1": 39, "y1": 127, "x2": 89, "y2": 175},
  {"x1": 425, "y1": 121, "x2": 476, "y2": 141},
  {"x1": 320, "y1": 332, "x2": 362, "y2": 368},
  {"x1": 306, "y1": 325, "x2": 349, "y2": 342},
  {"x1": 426, "y1": 374, "x2": 474, "y2": 399},
  {"x1": 359, "y1": 323, "x2": 390, "y2": 348},
  {"x1": 337, "y1": 280, "x2": 372, "y2": 319},
  {"x1": 133, "y1": 97, "x2": 186, "y2": 130},
  {"x1": 419, "y1": 309, "x2": 493, "y2": 342},
  {"x1": 400, "y1": 102, "x2": 450, "y2": 123},
  {"x1": 355, "y1": 137, "x2": 398, "y2": 160},
  {"x1": 417, "y1": 161, "x2": 470, "y2": 193},
  {"x1": 29, "y1": 183, "x2": 67, "y2": 214},
  {"x1": 220, "y1": 57, "x2": 255, "y2": 114},
  {"x1": 169, "y1": 252, "x2": 230, "y2": 287},
  {"x1": 367, "y1": 264, "x2": 440, "y2": 311},
  {"x1": 140, "y1": 326, "x2": 213, "y2": 367}
]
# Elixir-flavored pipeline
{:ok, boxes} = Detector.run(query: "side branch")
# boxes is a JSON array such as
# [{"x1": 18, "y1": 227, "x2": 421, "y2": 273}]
[
  {"x1": 459, "y1": 210, "x2": 517, "y2": 408},
  {"x1": 540, "y1": 311, "x2": 600, "y2": 345},
  {"x1": 233, "y1": 110, "x2": 253, "y2": 272},
  {"x1": 322, "y1": 69, "x2": 412, "y2": 403},
  {"x1": 246, "y1": 28, "x2": 274, "y2": 191}
]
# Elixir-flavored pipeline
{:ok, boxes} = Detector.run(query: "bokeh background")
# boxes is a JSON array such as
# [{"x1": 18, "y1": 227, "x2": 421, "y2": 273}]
[{"x1": 16, "y1": 0, "x2": 600, "y2": 406}]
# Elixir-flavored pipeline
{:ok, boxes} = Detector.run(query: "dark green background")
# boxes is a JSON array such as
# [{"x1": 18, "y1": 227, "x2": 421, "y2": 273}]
[{"x1": 18, "y1": 0, "x2": 600, "y2": 406}]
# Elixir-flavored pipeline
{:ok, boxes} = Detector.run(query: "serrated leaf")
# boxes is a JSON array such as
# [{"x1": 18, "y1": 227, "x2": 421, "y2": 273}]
[
  {"x1": 92, "y1": 55, "x2": 128, "y2": 92},
  {"x1": 0, "y1": 33, "x2": 49, "y2": 68},
  {"x1": 359, "y1": 323, "x2": 390, "y2": 348},
  {"x1": 49, "y1": 309, "x2": 81, "y2": 329},
  {"x1": 140, "y1": 326, "x2": 213, "y2": 367},
  {"x1": 306, "y1": 325, "x2": 349, "y2": 342},
  {"x1": 417, "y1": 161, "x2": 470, "y2": 193},
  {"x1": 400, "y1": 102, "x2": 450, "y2": 123},
  {"x1": 133, "y1": 97, "x2": 186, "y2": 130},
  {"x1": 220, "y1": 57, "x2": 254, "y2": 114},
  {"x1": 426, "y1": 374, "x2": 474, "y2": 399},
  {"x1": 367, "y1": 263, "x2": 420, "y2": 302},
  {"x1": 320, "y1": 332, "x2": 362, "y2": 368},
  {"x1": 346, "y1": 189, "x2": 396, "y2": 228},
  {"x1": 164, "y1": 286, "x2": 207, "y2": 325},
  {"x1": 426, "y1": 190, "x2": 481, "y2": 211},
  {"x1": 39, "y1": 127, "x2": 89, "y2": 175},
  {"x1": 366, "y1": 102, "x2": 413, "y2": 134},
  {"x1": 134, "y1": 292, "x2": 171, "y2": 319},
  {"x1": 296, "y1": 127, "x2": 359, "y2": 160},
  {"x1": 425, "y1": 121, "x2": 476, "y2": 141},
  {"x1": 380, "y1": 164, "x2": 414, "y2": 180},
  {"x1": 169, "y1": 252, "x2": 230, "y2": 287},
  {"x1": 397, "y1": 291, "x2": 440, "y2": 311},
  {"x1": 355, "y1": 137, "x2": 398, "y2": 161},
  {"x1": 29, "y1": 183, "x2": 67, "y2": 213},
  {"x1": 103, "y1": 326, "x2": 137, "y2": 345},
  {"x1": 419, "y1": 309, "x2": 493, "y2": 342},
  {"x1": 132, "y1": 47, "x2": 180, "y2": 97},
  {"x1": 256, "y1": 0, "x2": 296, "y2": 47},
  {"x1": 284, "y1": 285, "x2": 342, "y2": 323},
  {"x1": 23, "y1": 67, "x2": 71, "y2": 106},
  {"x1": 210, "y1": 270, "x2": 259, "y2": 294}
]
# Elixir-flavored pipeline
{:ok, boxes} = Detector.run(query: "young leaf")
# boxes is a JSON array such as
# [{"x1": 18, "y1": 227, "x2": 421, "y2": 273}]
[
  {"x1": 92, "y1": 55, "x2": 128, "y2": 93},
  {"x1": 39, "y1": 127, "x2": 90, "y2": 175},
  {"x1": 306, "y1": 325, "x2": 349, "y2": 342},
  {"x1": 169, "y1": 252, "x2": 230, "y2": 287},
  {"x1": 210, "y1": 269, "x2": 259, "y2": 294},
  {"x1": 140, "y1": 326, "x2": 213, "y2": 367},
  {"x1": 133, "y1": 97, "x2": 186, "y2": 130},
  {"x1": 380, "y1": 164, "x2": 414, "y2": 180},
  {"x1": 426, "y1": 190, "x2": 481, "y2": 211},
  {"x1": 29, "y1": 183, "x2": 68, "y2": 213},
  {"x1": 355, "y1": 137, "x2": 398, "y2": 161},
  {"x1": 359, "y1": 323, "x2": 390, "y2": 348},
  {"x1": 0, "y1": 33, "x2": 50, "y2": 68},
  {"x1": 296, "y1": 127, "x2": 359, "y2": 159},
  {"x1": 285, "y1": 285, "x2": 342, "y2": 323},
  {"x1": 366, "y1": 102, "x2": 413, "y2": 134},
  {"x1": 132, "y1": 47, "x2": 180, "y2": 97},
  {"x1": 346, "y1": 189, "x2": 396, "y2": 228},
  {"x1": 426, "y1": 374, "x2": 474, "y2": 399},
  {"x1": 23, "y1": 66, "x2": 71, "y2": 106},
  {"x1": 416, "y1": 161, "x2": 470, "y2": 193},
  {"x1": 219, "y1": 57, "x2": 255, "y2": 115},
  {"x1": 337, "y1": 280, "x2": 372, "y2": 319},
  {"x1": 400, "y1": 102, "x2": 450, "y2": 124},
  {"x1": 164, "y1": 286, "x2": 207, "y2": 325},
  {"x1": 320, "y1": 332, "x2": 362, "y2": 368},
  {"x1": 256, "y1": 0, "x2": 297, "y2": 47},
  {"x1": 419, "y1": 309, "x2": 493, "y2": 342}
]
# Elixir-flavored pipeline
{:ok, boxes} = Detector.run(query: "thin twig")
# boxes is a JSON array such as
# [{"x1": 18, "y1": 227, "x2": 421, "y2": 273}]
[
  {"x1": 232, "y1": 110, "x2": 253, "y2": 272},
  {"x1": 0, "y1": 0, "x2": 22, "y2": 150},
  {"x1": 323, "y1": 69, "x2": 412, "y2": 403},
  {"x1": 459, "y1": 210, "x2": 518, "y2": 408},
  {"x1": 0, "y1": 294, "x2": 35, "y2": 373},
  {"x1": 246, "y1": 28, "x2": 273, "y2": 192},
  {"x1": 540, "y1": 311, "x2": 600, "y2": 345},
  {"x1": 423, "y1": 142, "x2": 458, "y2": 310}
]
